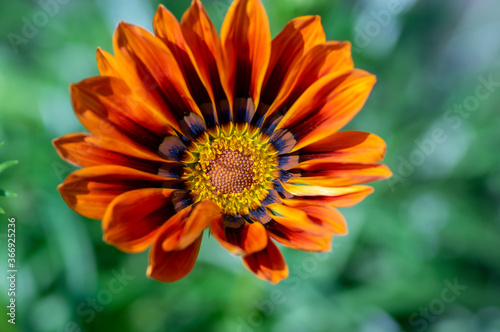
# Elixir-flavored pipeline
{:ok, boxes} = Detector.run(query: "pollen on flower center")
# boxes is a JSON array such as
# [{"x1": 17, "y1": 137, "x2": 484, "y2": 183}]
[
  {"x1": 182, "y1": 124, "x2": 278, "y2": 215},
  {"x1": 207, "y1": 149, "x2": 255, "y2": 194}
]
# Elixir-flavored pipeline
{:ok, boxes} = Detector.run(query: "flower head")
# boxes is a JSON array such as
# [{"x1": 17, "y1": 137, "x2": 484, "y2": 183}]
[{"x1": 54, "y1": 0, "x2": 391, "y2": 283}]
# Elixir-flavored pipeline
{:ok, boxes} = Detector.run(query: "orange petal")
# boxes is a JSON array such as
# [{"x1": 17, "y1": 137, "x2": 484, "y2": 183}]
[
  {"x1": 113, "y1": 22, "x2": 202, "y2": 123},
  {"x1": 295, "y1": 131, "x2": 387, "y2": 166},
  {"x1": 96, "y1": 47, "x2": 120, "y2": 77},
  {"x1": 276, "y1": 69, "x2": 376, "y2": 151},
  {"x1": 96, "y1": 47, "x2": 183, "y2": 134},
  {"x1": 99, "y1": 55, "x2": 182, "y2": 134},
  {"x1": 71, "y1": 76, "x2": 177, "y2": 149},
  {"x1": 282, "y1": 184, "x2": 375, "y2": 208},
  {"x1": 265, "y1": 202, "x2": 336, "y2": 252},
  {"x1": 242, "y1": 240, "x2": 288, "y2": 284},
  {"x1": 181, "y1": 0, "x2": 226, "y2": 107},
  {"x1": 265, "y1": 221, "x2": 333, "y2": 252},
  {"x1": 102, "y1": 188, "x2": 176, "y2": 253},
  {"x1": 58, "y1": 166, "x2": 169, "y2": 220},
  {"x1": 210, "y1": 219, "x2": 268, "y2": 255},
  {"x1": 154, "y1": 5, "x2": 217, "y2": 125},
  {"x1": 147, "y1": 234, "x2": 202, "y2": 282},
  {"x1": 160, "y1": 200, "x2": 221, "y2": 251},
  {"x1": 288, "y1": 163, "x2": 393, "y2": 187},
  {"x1": 266, "y1": 203, "x2": 325, "y2": 234},
  {"x1": 53, "y1": 133, "x2": 173, "y2": 172},
  {"x1": 153, "y1": 6, "x2": 190, "y2": 58},
  {"x1": 220, "y1": 0, "x2": 271, "y2": 118},
  {"x1": 263, "y1": 41, "x2": 353, "y2": 124},
  {"x1": 298, "y1": 205, "x2": 348, "y2": 235},
  {"x1": 260, "y1": 16, "x2": 325, "y2": 107}
]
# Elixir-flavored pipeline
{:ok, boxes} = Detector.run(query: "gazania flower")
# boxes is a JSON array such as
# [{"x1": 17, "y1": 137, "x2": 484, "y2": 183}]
[{"x1": 54, "y1": 0, "x2": 391, "y2": 283}]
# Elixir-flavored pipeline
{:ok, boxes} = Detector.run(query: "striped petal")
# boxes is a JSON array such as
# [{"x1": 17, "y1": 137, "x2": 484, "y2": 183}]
[
  {"x1": 53, "y1": 133, "x2": 174, "y2": 174},
  {"x1": 262, "y1": 16, "x2": 325, "y2": 102},
  {"x1": 276, "y1": 70, "x2": 376, "y2": 151},
  {"x1": 147, "y1": 233, "x2": 202, "y2": 282},
  {"x1": 298, "y1": 205, "x2": 348, "y2": 235},
  {"x1": 294, "y1": 131, "x2": 387, "y2": 166},
  {"x1": 265, "y1": 221, "x2": 333, "y2": 252},
  {"x1": 97, "y1": 51, "x2": 181, "y2": 133},
  {"x1": 113, "y1": 22, "x2": 203, "y2": 131},
  {"x1": 266, "y1": 203, "x2": 325, "y2": 234},
  {"x1": 154, "y1": 5, "x2": 217, "y2": 127},
  {"x1": 160, "y1": 200, "x2": 221, "y2": 251},
  {"x1": 58, "y1": 166, "x2": 170, "y2": 220},
  {"x1": 220, "y1": 0, "x2": 271, "y2": 121},
  {"x1": 210, "y1": 218, "x2": 268, "y2": 255},
  {"x1": 71, "y1": 76, "x2": 177, "y2": 150},
  {"x1": 262, "y1": 41, "x2": 353, "y2": 125},
  {"x1": 96, "y1": 47, "x2": 120, "y2": 77},
  {"x1": 243, "y1": 240, "x2": 288, "y2": 284},
  {"x1": 102, "y1": 188, "x2": 176, "y2": 253},
  {"x1": 282, "y1": 184, "x2": 375, "y2": 208},
  {"x1": 265, "y1": 205, "x2": 347, "y2": 251},
  {"x1": 254, "y1": 15, "x2": 325, "y2": 124},
  {"x1": 181, "y1": 0, "x2": 229, "y2": 122},
  {"x1": 288, "y1": 163, "x2": 393, "y2": 187}
]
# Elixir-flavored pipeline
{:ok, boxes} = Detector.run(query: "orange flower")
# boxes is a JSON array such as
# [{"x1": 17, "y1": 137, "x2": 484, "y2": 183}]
[{"x1": 53, "y1": 0, "x2": 391, "y2": 283}]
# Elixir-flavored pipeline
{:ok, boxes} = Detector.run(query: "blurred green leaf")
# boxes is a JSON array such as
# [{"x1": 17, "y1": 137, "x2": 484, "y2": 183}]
[
  {"x1": 0, "y1": 159, "x2": 19, "y2": 173},
  {"x1": 0, "y1": 142, "x2": 18, "y2": 214},
  {"x1": 0, "y1": 189, "x2": 17, "y2": 197}
]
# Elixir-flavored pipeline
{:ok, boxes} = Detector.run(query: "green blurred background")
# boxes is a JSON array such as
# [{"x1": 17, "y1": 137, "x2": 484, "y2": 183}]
[{"x1": 1, "y1": 0, "x2": 499, "y2": 331}]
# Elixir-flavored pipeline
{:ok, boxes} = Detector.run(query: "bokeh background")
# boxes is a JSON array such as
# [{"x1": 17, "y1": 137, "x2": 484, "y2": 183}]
[{"x1": 1, "y1": 0, "x2": 500, "y2": 331}]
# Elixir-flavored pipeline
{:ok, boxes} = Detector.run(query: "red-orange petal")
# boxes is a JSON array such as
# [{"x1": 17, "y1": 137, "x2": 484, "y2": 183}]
[
  {"x1": 181, "y1": 0, "x2": 226, "y2": 107},
  {"x1": 264, "y1": 203, "x2": 333, "y2": 251},
  {"x1": 277, "y1": 69, "x2": 376, "y2": 151},
  {"x1": 242, "y1": 240, "x2": 288, "y2": 284},
  {"x1": 153, "y1": 6, "x2": 190, "y2": 56},
  {"x1": 260, "y1": 16, "x2": 325, "y2": 106},
  {"x1": 71, "y1": 76, "x2": 177, "y2": 149},
  {"x1": 265, "y1": 222, "x2": 333, "y2": 252},
  {"x1": 153, "y1": 4, "x2": 215, "y2": 125},
  {"x1": 282, "y1": 184, "x2": 375, "y2": 208},
  {"x1": 220, "y1": 0, "x2": 271, "y2": 117},
  {"x1": 147, "y1": 233, "x2": 202, "y2": 282},
  {"x1": 113, "y1": 22, "x2": 202, "y2": 124},
  {"x1": 58, "y1": 166, "x2": 169, "y2": 220},
  {"x1": 161, "y1": 200, "x2": 221, "y2": 251},
  {"x1": 298, "y1": 205, "x2": 348, "y2": 235},
  {"x1": 266, "y1": 203, "x2": 325, "y2": 234},
  {"x1": 96, "y1": 47, "x2": 120, "y2": 77},
  {"x1": 53, "y1": 133, "x2": 171, "y2": 172},
  {"x1": 210, "y1": 219, "x2": 268, "y2": 255},
  {"x1": 102, "y1": 188, "x2": 176, "y2": 253},
  {"x1": 288, "y1": 163, "x2": 393, "y2": 187},
  {"x1": 99, "y1": 49, "x2": 182, "y2": 133},
  {"x1": 263, "y1": 41, "x2": 353, "y2": 124},
  {"x1": 295, "y1": 131, "x2": 387, "y2": 166}
]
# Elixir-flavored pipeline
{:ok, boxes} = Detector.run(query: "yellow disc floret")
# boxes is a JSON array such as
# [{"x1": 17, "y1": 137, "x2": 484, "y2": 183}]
[{"x1": 182, "y1": 124, "x2": 278, "y2": 215}]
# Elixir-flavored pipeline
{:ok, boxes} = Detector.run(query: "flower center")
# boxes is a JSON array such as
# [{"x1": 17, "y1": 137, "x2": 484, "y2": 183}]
[
  {"x1": 207, "y1": 149, "x2": 255, "y2": 194},
  {"x1": 182, "y1": 124, "x2": 278, "y2": 215}
]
